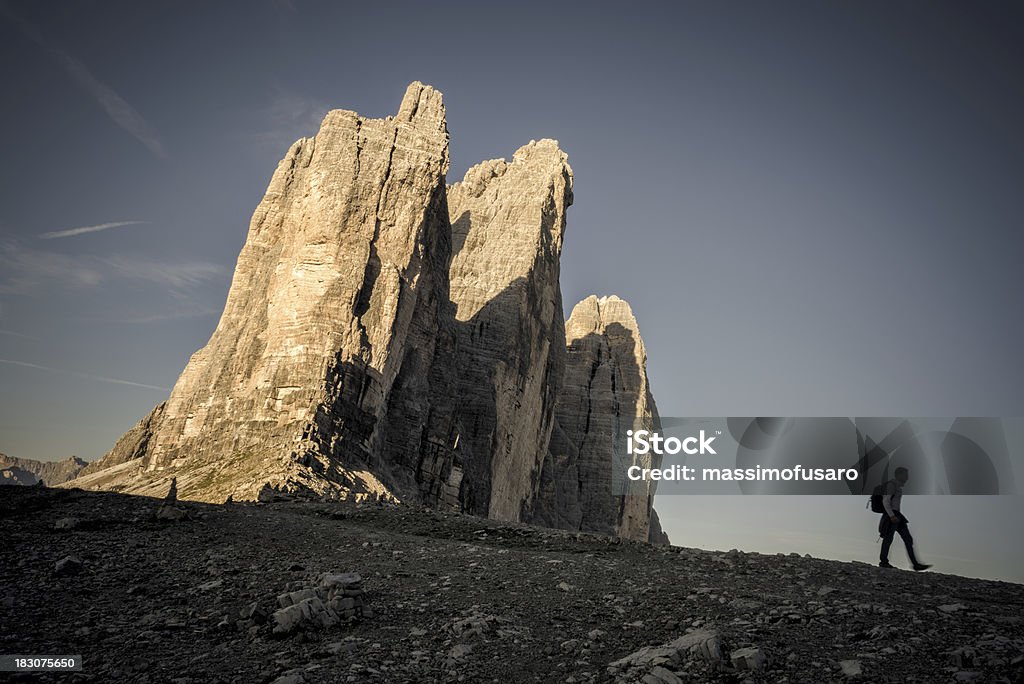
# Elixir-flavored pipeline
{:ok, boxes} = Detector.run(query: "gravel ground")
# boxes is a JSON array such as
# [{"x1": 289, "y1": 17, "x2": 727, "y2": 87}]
[{"x1": 1, "y1": 486, "x2": 1022, "y2": 683}]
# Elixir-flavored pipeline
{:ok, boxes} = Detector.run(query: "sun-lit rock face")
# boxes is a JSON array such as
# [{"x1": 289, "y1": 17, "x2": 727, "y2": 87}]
[
  {"x1": 72, "y1": 82, "x2": 454, "y2": 503},
  {"x1": 64, "y1": 85, "x2": 664, "y2": 544},
  {"x1": 445, "y1": 139, "x2": 573, "y2": 520}
]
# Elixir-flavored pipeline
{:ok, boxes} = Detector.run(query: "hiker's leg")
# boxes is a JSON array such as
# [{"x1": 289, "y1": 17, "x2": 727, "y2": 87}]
[
  {"x1": 880, "y1": 525, "x2": 895, "y2": 564},
  {"x1": 896, "y1": 522, "x2": 919, "y2": 566}
]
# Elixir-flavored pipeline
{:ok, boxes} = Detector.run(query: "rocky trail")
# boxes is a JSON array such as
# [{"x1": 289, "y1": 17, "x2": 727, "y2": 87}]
[{"x1": 2, "y1": 486, "x2": 1022, "y2": 683}]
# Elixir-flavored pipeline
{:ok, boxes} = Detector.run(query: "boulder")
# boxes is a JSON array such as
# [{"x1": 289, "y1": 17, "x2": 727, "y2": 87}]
[
  {"x1": 271, "y1": 572, "x2": 369, "y2": 634},
  {"x1": 608, "y1": 629, "x2": 723, "y2": 677},
  {"x1": 54, "y1": 517, "x2": 81, "y2": 530},
  {"x1": 54, "y1": 555, "x2": 83, "y2": 576},
  {"x1": 730, "y1": 646, "x2": 768, "y2": 671},
  {"x1": 839, "y1": 659, "x2": 862, "y2": 677}
]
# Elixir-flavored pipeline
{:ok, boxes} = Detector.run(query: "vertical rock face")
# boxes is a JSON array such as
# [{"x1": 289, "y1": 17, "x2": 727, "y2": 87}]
[
  {"x1": 62, "y1": 84, "x2": 666, "y2": 545},
  {"x1": 531, "y1": 295, "x2": 665, "y2": 542},
  {"x1": 74, "y1": 82, "x2": 455, "y2": 502},
  {"x1": 445, "y1": 140, "x2": 574, "y2": 520},
  {"x1": 648, "y1": 507, "x2": 671, "y2": 546}
]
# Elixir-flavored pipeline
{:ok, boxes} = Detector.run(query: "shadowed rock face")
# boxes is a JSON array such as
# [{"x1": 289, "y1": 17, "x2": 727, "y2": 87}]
[
  {"x1": 72, "y1": 82, "x2": 454, "y2": 502},
  {"x1": 63, "y1": 84, "x2": 662, "y2": 543},
  {"x1": 446, "y1": 141, "x2": 574, "y2": 520},
  {"x1": 530, "y1": 295, "x2": 666, "y2": 542}
]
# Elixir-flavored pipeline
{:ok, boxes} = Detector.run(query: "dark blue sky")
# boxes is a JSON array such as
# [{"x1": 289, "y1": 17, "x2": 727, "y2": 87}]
[{"x1": 1, "y1": 1, "x2": 1022, "y2": 580}]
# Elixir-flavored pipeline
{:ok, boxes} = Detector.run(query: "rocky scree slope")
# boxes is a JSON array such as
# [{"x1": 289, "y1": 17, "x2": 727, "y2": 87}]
[{"x1": 2, "y1": 486, "x2": 1021, "y2": 683}]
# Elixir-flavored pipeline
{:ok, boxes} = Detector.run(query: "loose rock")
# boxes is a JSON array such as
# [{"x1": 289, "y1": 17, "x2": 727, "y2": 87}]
[
  {"x1": 54, "y1": 555, "x2": 83, "y2": 576},
  {"x1": 731, "y1": 646, "x2": 767, "y2": 671}
]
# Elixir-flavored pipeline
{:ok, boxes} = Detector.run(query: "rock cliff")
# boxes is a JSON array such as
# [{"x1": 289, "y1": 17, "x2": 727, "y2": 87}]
[
  {"x1": 63, "y1": 83, "x2": 664, "y2": 544},
  {"x1": 445, "y1": 140, "x2": 573, "y2": 521},
  {"x1": 531, "y1": 296, "x2": 665, "y2": 542},
  {"x1": 70, "y1": 82, "x2": 454, "y2": 502}
]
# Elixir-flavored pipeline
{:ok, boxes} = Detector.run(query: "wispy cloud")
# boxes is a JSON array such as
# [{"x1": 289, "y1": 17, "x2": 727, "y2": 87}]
[
  {"x1": 39, "y1": 220, "x2": 146, "y2": 240},
  {"x1": 101, "y1": 255, "x2": 225, "y2": 290},
  {"x1": 0, "y1": 328, "x2": 41, "y2": 341},
  {"x1": 0, "y1": 241, "x2": 224, "y2": 295},
  {"x1": 0, "y1": 358, "x2": 169, "y2": 391},
  {"x1": 2, "y1": 7, "x2": 166, "y2": 158},
  {"x1": 247, "y1": 89, "x2": 330, "y2": 151},
  {"x1": 0, "y1": 242, "x2": 104, "y2": 293},
  {"x1": 54, "y1": 51, "x2": 166, "y2": 158}
]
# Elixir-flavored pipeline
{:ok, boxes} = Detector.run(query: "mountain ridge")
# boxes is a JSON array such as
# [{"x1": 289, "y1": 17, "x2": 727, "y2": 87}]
[
  {"x1": 1, "y1": 453, "x2": 87, "y2": 486},
  {"x1": 62, "y1": 83, "x2": 665, "y2": 543}
]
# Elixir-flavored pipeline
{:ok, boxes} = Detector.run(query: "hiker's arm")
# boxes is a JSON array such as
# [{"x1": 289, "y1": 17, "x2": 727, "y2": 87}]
[{"x1": 882, "y1": 494, "x2": 896, "y2": 519}]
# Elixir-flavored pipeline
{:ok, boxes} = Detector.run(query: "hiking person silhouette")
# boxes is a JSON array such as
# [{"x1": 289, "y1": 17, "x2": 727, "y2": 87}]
[{"x1": 878, "y1": 467, "x2": 931, "y2": 571}]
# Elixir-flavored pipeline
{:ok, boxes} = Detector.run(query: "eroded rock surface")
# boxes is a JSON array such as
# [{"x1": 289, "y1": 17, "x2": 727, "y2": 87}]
[
  {"x1": 68, "y1": 82, "x2": 454, "y2": 503},
  {"x1": 63, "y1": 84, "x2": 665, "y2": 546},
  {"x1": 445, "y1": 140, "x2": 574, "y2": 520},
  {"x1": 531, "y1": 295, "x2": 665, "y2": 542}
]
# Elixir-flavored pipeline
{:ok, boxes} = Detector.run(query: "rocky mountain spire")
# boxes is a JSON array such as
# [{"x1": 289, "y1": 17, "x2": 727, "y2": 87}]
[
  {"x1": 445, "y1": 140, "x2": 574, "y2": 520},
  {"x1": 72, "y1": 82, "x2": 454, "y2": 502},
  {"x1": 64, "y1": 85, "x2": 664, "y2": 545},
  {"x1": 531, "y1": 295, "x2": 666, "y2": 542}
]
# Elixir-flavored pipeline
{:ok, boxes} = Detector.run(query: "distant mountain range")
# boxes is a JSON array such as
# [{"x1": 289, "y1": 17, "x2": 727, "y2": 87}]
[{"x1": 0, "y1": 454, "x2": 88, "y2": 486}]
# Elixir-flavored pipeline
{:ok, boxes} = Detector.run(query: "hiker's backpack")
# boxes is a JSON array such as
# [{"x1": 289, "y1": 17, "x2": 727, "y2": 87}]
[{"x1": 868, "y1": 482, "x2": 887, "y2": 513}]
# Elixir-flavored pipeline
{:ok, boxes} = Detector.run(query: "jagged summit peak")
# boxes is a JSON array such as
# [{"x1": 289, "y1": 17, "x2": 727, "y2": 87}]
[
  {"x1": 533, "y1": 291, "x2": 661, "y2": 542},
  {"x1": 568, "y1": 295, "x2": 640, "y2": 334},
  {"x1": 58, "y1": 82, "x2": 660, "y2": 544},
  {"x1": 64, "y1": 82, "x2": 454, "y2": 503},
  {"x1": 444, "y1": 139, "x2": 575, "y2": 520},
  {"x1": 453, "y1": 139, "x2": 572, "y2": 200},
  {"x1": 396, "y1": 81, "x2": 446, "y2": 125},
  {"x1": 512, "y1": 138, "x2": 569, "y2": 164},
  {"x1": 315, "y1": 81, "x2": 447, "y2": 159}
]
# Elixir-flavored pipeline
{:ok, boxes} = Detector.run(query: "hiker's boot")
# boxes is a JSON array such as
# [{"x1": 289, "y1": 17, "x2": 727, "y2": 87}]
[
  {"x1": 913, "y1": 563, "x2": 932, "y2": 572},
  {"x1": 878, "y1": 562, "x2": 895, "y2": 569}
]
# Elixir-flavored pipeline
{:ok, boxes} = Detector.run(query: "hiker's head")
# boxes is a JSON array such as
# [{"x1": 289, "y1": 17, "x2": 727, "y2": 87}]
[{"x1": 894, "y1": 467, "x2": 909, "y2": 484}]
